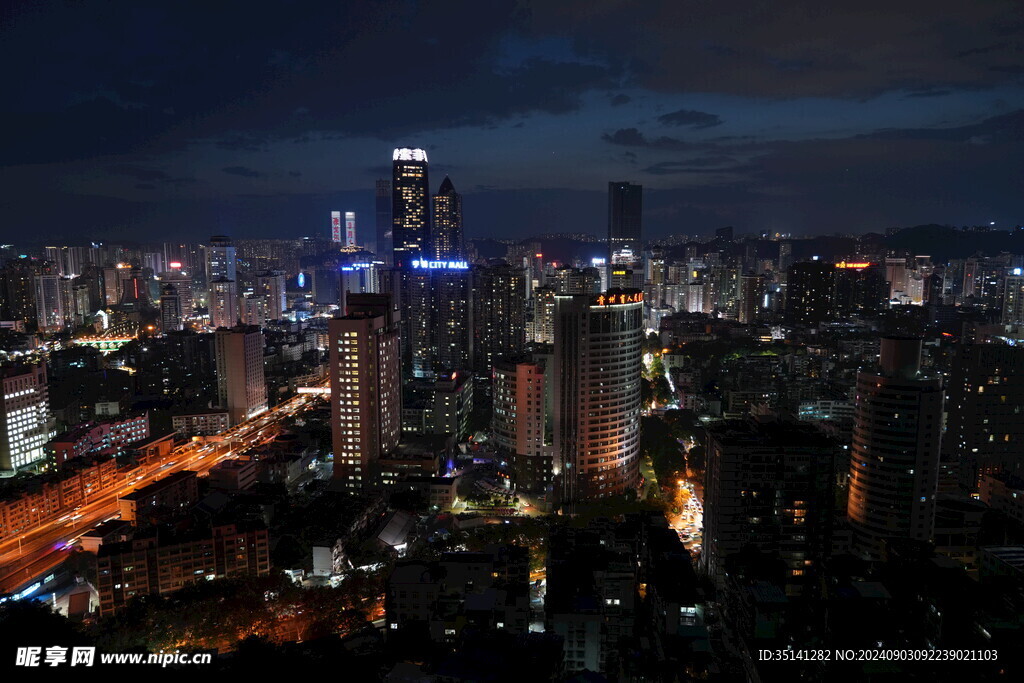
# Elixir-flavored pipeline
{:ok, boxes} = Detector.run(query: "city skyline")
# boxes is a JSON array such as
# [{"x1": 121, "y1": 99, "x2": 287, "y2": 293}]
[{"x1": 3, "y1": 2, "x2": 1024, "y2": 677}]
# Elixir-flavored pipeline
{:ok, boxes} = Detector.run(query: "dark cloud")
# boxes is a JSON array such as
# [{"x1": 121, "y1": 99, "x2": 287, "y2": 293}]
[
  {"x1": 107, "y1": 164, "x2": 194, "y2": 184},
  {"x1": 222, "y1": 166, "x2": 261, "y2": 178},
  {"x1": 858, "y1": 109, "x2": 1024, "y2": 143},
  {"x1": 602, "y1": 128, "x2": 647, "y2": 146},
  {"x1": 601, "y1": 128, "x2": 690, "y2": 150},
  {"x1": 657, "y1": 109, "x2": 723, "y2": 128},
  {"x1": 610, "y1": 94, "x2": 631, "y2": 105},
  {"x1": 642, "y1": 161, "x2": 747, "y2": 175},
  {"x1": 527, "y1": 0, "x2": 1024, "y2": 98}
]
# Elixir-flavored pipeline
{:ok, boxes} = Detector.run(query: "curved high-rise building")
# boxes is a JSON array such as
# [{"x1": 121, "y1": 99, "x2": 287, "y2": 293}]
[
  {"x1": 847, "y1": 337, "x2": 944, "y2": 559},
  {"x1": 553, "y1": 289, "x2": 643, "y2": 503}
]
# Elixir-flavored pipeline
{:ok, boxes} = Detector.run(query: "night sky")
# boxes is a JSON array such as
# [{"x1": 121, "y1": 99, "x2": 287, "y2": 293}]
[{"x1": 2, "y1": 0, "x2": 1022, "y2": 244}]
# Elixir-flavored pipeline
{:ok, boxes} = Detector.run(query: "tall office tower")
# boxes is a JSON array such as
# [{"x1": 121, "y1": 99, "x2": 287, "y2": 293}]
[
  {"x1": 715, "y1": 226, "x2": 734, "y2": 242},
  {"x1": 375, "y1": 178, "x2": 392, "y2": 262},
  {"x1": 472, "y1": 262, "x2": 526, "y2": 373},
  {"x1": 329, "y1": 293, "x2": 401, "y2": 491},
  {"x1": 553, "y1": 289, "x2": 643, "y2": 503},
  {"x1": 552, "y1": 266, "x2": 602, "y2": 295},
  {"x1": 34, "y1": 273, "x2": 65, "y2": 333},
  {"x1": 161, "y1": 267, "x2": 194, "y2": 320},
  {"x1": 215, "y1": 325, "x2": 267, "y2": 426},
  {"x1": 608, "y1": 181, "x2": 642, "y2": 263},
  {"x1": 702, "y1": 418, "x2": 834, "y2": 593},
  {"x1": 254, "y1": 270, "x2": 286, "y2": 321},
  {"x1": 847, "y1": 337, "x2": 944, "y2": 560},
  {"x1": 432, "y1": 176, "x2": 463, "y2": 260},
  {"x1": 160, "y1": 283, "x2": 184, "y2": 331},
  {"x1": 785, "y1": 261, "x2": 835, "y2": 325},
  {"x1": 0, "y1": 364, "x2": 54, "y2": 471},
  {"x1": 832, "y1": 261, "x2": 888, "y2": 317},
  {"x1": 391, "y1": 148, "x2": 430, "y2": 268},
  {"x1": 533, "y1": 286, "x2": 556, "y2": 343},
  {"x1": 945, "y1": 343, "x2": 1024, "y2": 488},
  {"x1": 737, "y1": 273, "x2": 763, "y2": 323},
  {"x1": 1003, "y1": 273, "x2": 1024, "y2": 324},
  {"x1": 493, "y1": 358, "x2": 554, "y2": 491},
  {"x1": 206, "y1": 235, "x2": 237, "y2": 283},
  {"x1": 397, "y1": 263, "x2": 472, "y2": 380},
  {"x1": 209, "y1": 277, "x2": 239, "y2": 329}
]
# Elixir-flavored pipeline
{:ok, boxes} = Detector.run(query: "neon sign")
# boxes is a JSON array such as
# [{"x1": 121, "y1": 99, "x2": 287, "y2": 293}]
[
  {"x1": 592, "y1": 292, "x2": 644, "y2": 306},
  {"x1": 411, "y1": 259, "x2": 469, "y2": 270},
  {"x1": 836, "y1": 261, "x2": 873, "y2": 269}
]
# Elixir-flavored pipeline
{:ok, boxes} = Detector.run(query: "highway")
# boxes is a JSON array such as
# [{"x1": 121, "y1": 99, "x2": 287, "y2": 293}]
[{"x1": 0, "y1": 384, "x2": 327, "y2": 595}]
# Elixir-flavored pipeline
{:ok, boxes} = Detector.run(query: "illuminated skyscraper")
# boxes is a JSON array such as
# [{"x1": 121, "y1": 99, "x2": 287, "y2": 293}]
[
  {"x1": 847, "y1": 337, "x2": 943, "y2": 560},
  {"x1": 533, "y1": 286, "x2": 556, "y2": 344},
  {"x1": 391, "y1": 148, "x2": 430, "y2": 268},
  {"x1": 254, "y1": 270, "x2": 286, "y2": 321},
  {"x1": 330, "y1": 294, "x2": 401, "y2": 491},
  {"x1": 608, "y1": 182, "x2": 642, "y2": 263},
  {"x1": 552, "y1": 266, "x2": 601, "y2": 295},
  {"x1": 432, "y1": 176, "x2": 463, "y2": 260},
  {"x1": 215, "y1": 325, "x2": 267, "y2": 426},
  {"x1": 160, "y1": 283, "x2": 184, "y2": 331},
  {"x1": 493, "y1": 357, "x2": 554, "y2": 491},
  {"x1": 207, "y1": 235, "x2": 236, "y2": 327},
  {"x1": 0, "y1": 364, "x2": 55, "y2": 471},
  {"x1": 206, "y1": 235, "x2": 237, "y2": 283},
  {"x1": 390, "y1": 261, "x2": 472, "y2": 380},
  {"x1": 472, "y1": 262, "x2": 526, "y2": 373},
  {"x1": 1003, "y1": 273, "x2": 1024, "y2": 324},
  {"x1": 161, "y1": 267, "x2": 194, "y2": 321},
  {"x1": 34, "y1": 273, "x2": 65, "y2": 333},
  {"x1": 209, "y1": 277, "x2": 238, "y2": 329},
  {"x1": 554, "y1": 290, "x2": 643, "y2": 503}
]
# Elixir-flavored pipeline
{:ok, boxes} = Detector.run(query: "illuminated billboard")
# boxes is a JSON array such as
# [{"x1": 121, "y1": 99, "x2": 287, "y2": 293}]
[
  {"x1": 344, "y1": 211, "x2": 356, "y2": 247},
  {"x1": 410, "y1": 259, "x2": 469, "y2": 270},
  {"x1": 331, "y1": 211, "x2": 342, "y2": 243}
]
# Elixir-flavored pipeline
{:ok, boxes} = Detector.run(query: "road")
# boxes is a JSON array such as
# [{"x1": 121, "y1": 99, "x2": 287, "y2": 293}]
[{"x1": 0, "y1": 386, "x2": 326, "y2": 595}]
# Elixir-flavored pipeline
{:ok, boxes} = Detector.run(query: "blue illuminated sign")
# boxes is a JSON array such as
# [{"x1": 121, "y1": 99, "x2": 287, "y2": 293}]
[
  {"x1": 411, "y1": 259, "x2": 469, "y2": 270},
  {"x1": 297, "y1": 272, "x2": 306, "y2": 288}
]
